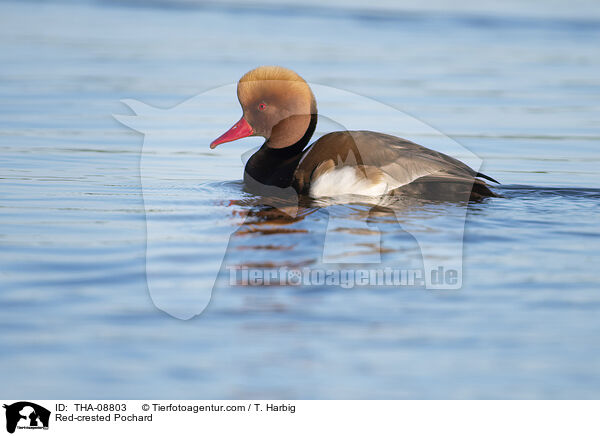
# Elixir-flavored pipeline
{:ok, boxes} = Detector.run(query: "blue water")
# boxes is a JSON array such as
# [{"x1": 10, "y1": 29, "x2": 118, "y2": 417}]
[{"x1": 1, "y1": 0, "x2": 599, "y2": 398}]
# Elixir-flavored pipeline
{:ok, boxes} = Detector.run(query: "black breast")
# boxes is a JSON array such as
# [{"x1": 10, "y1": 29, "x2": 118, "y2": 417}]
[
  {"x1": 243, "y1": 144, "x2": 305, "y2": 190},
  {"x1": 243, "y1": 114, "x2": 318, "y2": 192}
]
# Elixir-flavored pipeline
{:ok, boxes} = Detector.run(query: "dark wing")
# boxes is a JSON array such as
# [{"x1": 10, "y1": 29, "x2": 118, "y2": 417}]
[{"x1": 293, "y1": 130, "x2": 497, "y2": 198}]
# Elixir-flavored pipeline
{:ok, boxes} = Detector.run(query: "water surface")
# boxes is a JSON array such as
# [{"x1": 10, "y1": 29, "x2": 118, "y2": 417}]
[{"x1": 0, "y1": 0, "x2": 599, "y2": 398}]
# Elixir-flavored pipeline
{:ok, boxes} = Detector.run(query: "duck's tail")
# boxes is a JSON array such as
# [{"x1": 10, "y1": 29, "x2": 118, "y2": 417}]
[{"x1": 476, "y1": 172, "x2": 500, "y2": 184}]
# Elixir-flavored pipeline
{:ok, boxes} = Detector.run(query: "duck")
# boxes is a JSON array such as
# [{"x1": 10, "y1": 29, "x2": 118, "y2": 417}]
[{"x1": 210, "y1": 66, "x2": 498, "y2": 201}]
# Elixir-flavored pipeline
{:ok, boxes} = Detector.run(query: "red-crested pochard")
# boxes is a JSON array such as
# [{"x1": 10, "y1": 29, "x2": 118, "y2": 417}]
[{"x1": 210, "y1": 66, "x2": 498, "y2": 200}]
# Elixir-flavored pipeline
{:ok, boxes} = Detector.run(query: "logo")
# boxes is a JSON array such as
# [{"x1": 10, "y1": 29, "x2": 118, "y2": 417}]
[
  {"x1": 3, "y1": 402, "x2": 50, "y2": 434},
  {"x1": 115, "y1": 81, "x2": 481, "y2": 319}
]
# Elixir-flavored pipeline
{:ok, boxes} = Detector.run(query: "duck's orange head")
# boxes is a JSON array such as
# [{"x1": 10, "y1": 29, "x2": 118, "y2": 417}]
[{"x1": 210, "y1": 66, "x2": 317, "y2": 150}]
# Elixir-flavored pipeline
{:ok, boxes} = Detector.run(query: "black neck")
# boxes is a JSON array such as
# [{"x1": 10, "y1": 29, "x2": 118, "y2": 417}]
[{"x1": 244, "y1": 113, "x2": 318, "y2": 190}]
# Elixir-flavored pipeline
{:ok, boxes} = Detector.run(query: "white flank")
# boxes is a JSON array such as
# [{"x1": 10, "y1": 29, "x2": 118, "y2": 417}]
[{"x1": 309, "y1": 166, "x2": 391, "y2": 198}]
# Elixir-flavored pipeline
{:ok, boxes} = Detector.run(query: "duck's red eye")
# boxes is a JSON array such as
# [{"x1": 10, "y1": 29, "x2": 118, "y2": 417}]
[{"x1": 258, "y1": 102, "x2": 267, "y2": 111}]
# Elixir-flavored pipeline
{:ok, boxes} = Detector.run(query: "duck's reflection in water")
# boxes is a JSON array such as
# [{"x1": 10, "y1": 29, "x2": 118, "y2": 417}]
[{"x1": 221, "y1": 191, "x2": 479, "y2": 287}]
